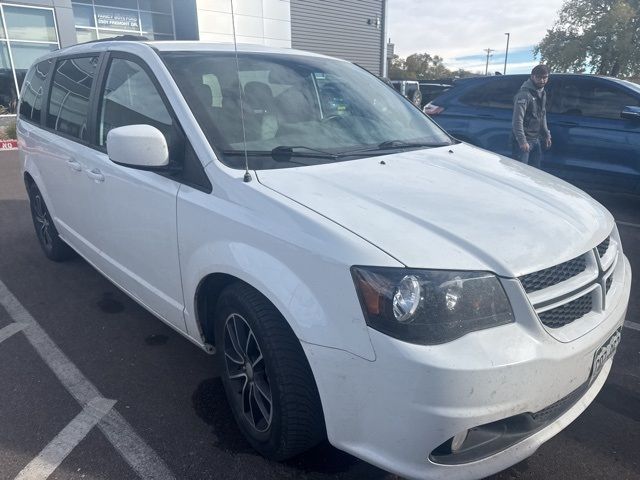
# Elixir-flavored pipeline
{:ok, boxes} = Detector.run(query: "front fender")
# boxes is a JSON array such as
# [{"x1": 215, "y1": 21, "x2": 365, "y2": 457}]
[
  {"x1": 177, "y1": 174, "x2": 403, "y2": 361},
  {"x1": 182, "y1": 239, "x2": 377, "y2": 361}
]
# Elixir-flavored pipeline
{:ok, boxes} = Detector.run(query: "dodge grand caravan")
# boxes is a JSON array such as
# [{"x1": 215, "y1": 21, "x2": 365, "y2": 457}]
[{"x1": 18, "y1": 40, "x2": 631, "y2": 480}]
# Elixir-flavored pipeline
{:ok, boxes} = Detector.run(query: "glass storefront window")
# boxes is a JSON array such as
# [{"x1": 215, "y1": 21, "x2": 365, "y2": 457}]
[
  {"x1": 72, "y1": 4, "x2": 95, "y2": 28},
  {"x1": 72, "y1": 1, "x2": 175, "y2": 43},
  {"x1": 0, "y1": 43, "x2": 15, "y2": 115},
  {"x1": 145, "y1": 33, "x2": 173, "y2": 41},
  {"x1": 76, "y1": 28, "x2": 98, "y2": 43},
  {"x1": 140, "y1": 12, "x2": 173, "y2": 35},
  {"x1": 4, "y1": 6, "x2": 57, "y2": 42},
  {"x1": 98, "y1": 28, "x2": 132, "y2": 39},
  {"x1": 94, "y1": 0, "x2": 135, "y2": 8},
  {"x1": 139, "y1": 0, "x2": 172, "y2": 14},
  {"x1": 95, "y1": 6, "x2": 140, "y2": 32},
  {"x1": 0, "y1": 5, "x2": 59, "y2": 116}
]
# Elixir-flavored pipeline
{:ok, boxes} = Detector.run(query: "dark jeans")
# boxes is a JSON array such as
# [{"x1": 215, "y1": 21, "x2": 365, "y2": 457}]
[{"x1": 512, "y1": 139, "x2": 542, "y2": 168}]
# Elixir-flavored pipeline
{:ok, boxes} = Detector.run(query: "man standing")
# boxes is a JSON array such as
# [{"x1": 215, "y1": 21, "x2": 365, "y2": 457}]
[{"x1": 512, "y1": 65, "x2": 552, "y2": 168}]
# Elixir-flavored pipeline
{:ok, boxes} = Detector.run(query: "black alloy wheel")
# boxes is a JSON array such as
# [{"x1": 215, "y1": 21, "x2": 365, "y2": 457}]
[
  {"x1": 215, "y1": 283, "x2": 325, "y2": 460},
  {"x1": 223, "y1": 311, "x2": 273, "y2": 434},
  {"x1": 27, "y1": 182, "x2": 75, "y2": 261}
]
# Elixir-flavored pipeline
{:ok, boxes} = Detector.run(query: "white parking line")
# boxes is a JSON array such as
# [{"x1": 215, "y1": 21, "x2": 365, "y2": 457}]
[
  {"x1": 14, "y1": 397, "x2": 116, "y2": 480},
  {"x1": 0, "y1": 322, "x2": 25, "y2": 344},
  {"x1": 624, "y1": 321, "x2": 640, "y2": 332},
  {"x1": 617, "y1": 220, "x2": 640, "y2": 229},
  {"x1": 0, "y1": 279, "x2": 176, "y2": 480}
]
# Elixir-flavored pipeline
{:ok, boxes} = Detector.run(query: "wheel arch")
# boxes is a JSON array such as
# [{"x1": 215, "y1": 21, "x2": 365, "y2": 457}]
[
  {"x1": 184, "y1": 242, "x2": 376, "y2": 361},
  {"x1": 24, "y1": 171, "x2": 35, "y2": 188},
  {"x1": 194, "y1": 272, "x2": 243, "y2": 346}
]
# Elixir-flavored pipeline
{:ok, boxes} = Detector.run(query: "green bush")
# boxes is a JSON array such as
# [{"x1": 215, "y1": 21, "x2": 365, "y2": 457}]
[
  {"x1": 0, "y1": 119, "x2": 16, "y2": 140},
  {"x1": 5, "y1": 119, "x2": 16, "y2": 140}
]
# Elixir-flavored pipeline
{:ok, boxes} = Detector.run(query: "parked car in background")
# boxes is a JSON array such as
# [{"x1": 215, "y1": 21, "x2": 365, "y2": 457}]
[
  {"x1": 418, "y1": 81, "x2": 451, "y2": 107},
  {"x1": 424, "y1": 74, "x2": 640, "y2": 194},
  {"x1": 391, "y1": 79, "x2": 422, "y2": 107}
]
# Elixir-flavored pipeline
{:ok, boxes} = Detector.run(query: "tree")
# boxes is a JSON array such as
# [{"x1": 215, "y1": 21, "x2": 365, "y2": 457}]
[
  {"x1": 388, "y1": 52, "x2": 475, "y2": 80},
  {"x1": 535, "y1": 0, "x2": 640, "y2": 77},
  {"x1": 388, "y1": 54, "x2": 408, "y2": 79}
]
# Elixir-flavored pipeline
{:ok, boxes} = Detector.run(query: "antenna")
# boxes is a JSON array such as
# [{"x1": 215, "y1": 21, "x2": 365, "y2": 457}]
[{"x1": 230, "y1": 0, "x2": 252, "y2": 182}]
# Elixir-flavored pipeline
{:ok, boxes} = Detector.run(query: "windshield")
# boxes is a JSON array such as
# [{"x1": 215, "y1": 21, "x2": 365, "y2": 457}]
[{"x1": 161, "y1": 51, "x2": 452, "y2": 169}]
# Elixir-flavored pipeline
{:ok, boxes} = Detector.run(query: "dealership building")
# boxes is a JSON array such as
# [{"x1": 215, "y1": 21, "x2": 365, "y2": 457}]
[{"x1": 0, "y1": 0, "x2": 387, "y2": 124}]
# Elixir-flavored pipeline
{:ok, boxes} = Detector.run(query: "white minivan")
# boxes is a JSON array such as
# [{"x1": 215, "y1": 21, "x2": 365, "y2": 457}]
[{"x1": 18, "y1": 39, "x2": 631, "y2": 480}]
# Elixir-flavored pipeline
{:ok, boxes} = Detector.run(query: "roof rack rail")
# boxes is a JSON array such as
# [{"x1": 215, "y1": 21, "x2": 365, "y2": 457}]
[{"x1": 80, "y1": 34, "x2": 150, "y2": 45}]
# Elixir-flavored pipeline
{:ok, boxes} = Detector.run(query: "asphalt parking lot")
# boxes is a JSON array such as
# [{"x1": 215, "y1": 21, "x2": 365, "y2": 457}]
[{"x1": 1, "y1": 150, "x2": 638, "y2": 480}]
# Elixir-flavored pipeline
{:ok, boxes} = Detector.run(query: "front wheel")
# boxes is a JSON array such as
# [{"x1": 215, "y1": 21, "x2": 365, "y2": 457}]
[{"x1": 215, "y1": 283, "x2": 325, "y2": 460}]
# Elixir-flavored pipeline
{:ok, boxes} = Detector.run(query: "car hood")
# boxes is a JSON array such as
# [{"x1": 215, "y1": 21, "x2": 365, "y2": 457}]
[{"x1": 255, "y1": 143, "x2": 614, "y2": 277}]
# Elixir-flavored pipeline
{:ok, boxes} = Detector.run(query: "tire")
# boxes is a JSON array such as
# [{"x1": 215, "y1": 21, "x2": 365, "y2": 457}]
[
  {"x1": 27, "y1": 181, "x2": 75, "y2": 262},
  {"x1": 214, "y1": 283, "x2": 325, "y2": 460}
]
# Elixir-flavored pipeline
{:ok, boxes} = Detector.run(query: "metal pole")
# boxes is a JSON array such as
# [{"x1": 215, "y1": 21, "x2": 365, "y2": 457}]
[
  {"x1": 381, "y1": 0, "x2": 388, "y2": 77},
  {"x1": 504, "y1": 33, "x2": 510, "y2": 75},
  {"x1": 483, "y1": 48, "x2": 495, "y2": 75}
]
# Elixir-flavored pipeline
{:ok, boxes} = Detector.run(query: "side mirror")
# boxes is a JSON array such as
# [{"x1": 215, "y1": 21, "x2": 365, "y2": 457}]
[
  {"x1": 621, "y1": 106, "x2": 640, "y2": 121},
  {"x1": 106, "y1": 125, "x2": 169, "y2": 169}
]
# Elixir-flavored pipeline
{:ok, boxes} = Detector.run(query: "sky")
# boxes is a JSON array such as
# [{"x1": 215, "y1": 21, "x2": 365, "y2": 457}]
[{"x1": 387, "y1": 0, "x2": 567, "y2": 74}]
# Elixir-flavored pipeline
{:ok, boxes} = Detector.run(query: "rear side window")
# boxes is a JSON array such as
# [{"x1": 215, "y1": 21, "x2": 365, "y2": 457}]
[
  {"x1": 19, "y1": 59, "x2": 52, "y2": 123},
  {"x1": 461, "y1": 78, "x2": 524, "y2": 109},
  {"x1": 46, "y1": 56, "x2": 99, "y2": 141},
  {"x1": 549, "y1": 79, "x2": 640, "y2": 119}
]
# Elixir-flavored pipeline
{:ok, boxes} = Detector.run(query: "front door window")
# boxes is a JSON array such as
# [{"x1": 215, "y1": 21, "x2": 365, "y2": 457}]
[{"x1": 98, "y1": 57, "x2": 182, "y2": 161}]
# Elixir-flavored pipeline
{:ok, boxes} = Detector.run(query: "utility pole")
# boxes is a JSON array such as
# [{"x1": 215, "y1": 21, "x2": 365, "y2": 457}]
[
  {"x1": 483, "y1": 48, "x2": 495, "y2": 75},
  {"x1": 504, "y1": 33, "x2": 510, "y2": 74}
]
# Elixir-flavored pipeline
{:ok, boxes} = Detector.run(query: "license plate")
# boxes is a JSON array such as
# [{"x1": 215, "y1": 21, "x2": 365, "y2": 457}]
[{"x1": 590, "y1": 327, "x2": 622, "y2": 384}]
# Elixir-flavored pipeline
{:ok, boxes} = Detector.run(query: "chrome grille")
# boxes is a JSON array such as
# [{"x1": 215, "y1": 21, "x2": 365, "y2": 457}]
[
  {"x1": 538, "y1": 294, "x2": 593, "y2": 329},
  {"x1": 519, "y1": 255, "x2": 587, "y2": 293},
  {"x1": 521, "y1": 230, "x2": 618, "y2": 335},
  {"x1": 597, "y1": 237, "x2": 610, "y2": 257}
]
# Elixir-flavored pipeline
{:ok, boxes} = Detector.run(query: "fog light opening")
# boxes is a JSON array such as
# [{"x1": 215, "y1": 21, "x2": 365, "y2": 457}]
[{"x1": 451, "y1": 430, "x2": 469, "y2": 452}]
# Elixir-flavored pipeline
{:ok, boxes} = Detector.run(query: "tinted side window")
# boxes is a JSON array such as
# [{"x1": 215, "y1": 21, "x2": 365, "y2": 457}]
[
  {"x1": 549, "y1": 79, "x2": 640, "y2": 119},
  {"x1": 19, "y1": 59, "x2": 52, "y2": 123},
  {"x1": 461, "y1": 78, "x2": 524, "y2": 109},
  {"x1": 98, "y1": 57, "x2": 182, "y2": 160},
  {"x1": 46, "y1": 56, "x2": 99, "y2": 140}
]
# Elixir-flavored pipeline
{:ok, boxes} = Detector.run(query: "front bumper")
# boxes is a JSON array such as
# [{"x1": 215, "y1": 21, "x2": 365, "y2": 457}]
[{"x1": 303, "y1": 255, "x2": 631, "y2": 480}]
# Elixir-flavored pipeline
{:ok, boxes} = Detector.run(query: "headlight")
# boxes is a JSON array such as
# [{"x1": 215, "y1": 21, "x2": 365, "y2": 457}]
[{"x1": 351, "y1": 266, "x2": 514, "y2": 345}]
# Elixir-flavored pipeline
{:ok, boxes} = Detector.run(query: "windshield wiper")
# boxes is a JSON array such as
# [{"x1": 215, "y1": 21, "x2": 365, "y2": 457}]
[
  {"x1": 377, "y1": 140, "x2": 452, "y2": 149},
  {"x1": 222, "y1": 146, "x2": 339, "y2": 163},
  {"x1": 271, "y1": 145, "x2": 339, "y2": 160},
  {"x1": 337, "y1": 140, "x2": 452, "y2": 157}
]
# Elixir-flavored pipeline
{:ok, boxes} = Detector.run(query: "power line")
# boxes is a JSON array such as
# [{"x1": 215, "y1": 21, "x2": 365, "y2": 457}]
[{"x1": 484, "y1": 48, "x2": 495, "y2": 75}]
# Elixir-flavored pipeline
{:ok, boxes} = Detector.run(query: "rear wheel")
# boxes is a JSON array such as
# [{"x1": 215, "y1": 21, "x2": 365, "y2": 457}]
[
  {"x1": 215, "y1": 283, "x2": 325, "y2": 460},
  {"x1": 27, "y1": 182, "x2": 75, "y2": 261}
]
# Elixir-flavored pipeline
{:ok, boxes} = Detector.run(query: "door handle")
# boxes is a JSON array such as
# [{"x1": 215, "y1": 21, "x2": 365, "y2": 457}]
[
  {"x1": 66, "y1": 159, "x2": 82, "y2": 172},
  {"x1": 556, "y1": 121, "x2": 578, "y2": 127},
  {"x1": 86, "y1": 168, "x2": 105, "y2": 183}
]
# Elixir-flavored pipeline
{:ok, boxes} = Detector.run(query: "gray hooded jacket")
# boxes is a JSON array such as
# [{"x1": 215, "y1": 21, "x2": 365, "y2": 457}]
[{"x1": 512, "y1": 79, "x2": 551, "y2": 145}]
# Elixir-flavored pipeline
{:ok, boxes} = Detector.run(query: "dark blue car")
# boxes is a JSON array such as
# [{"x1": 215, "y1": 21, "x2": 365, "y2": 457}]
[{"x1": 425, "y1": 74, "x2": 640, "y2": 194}]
